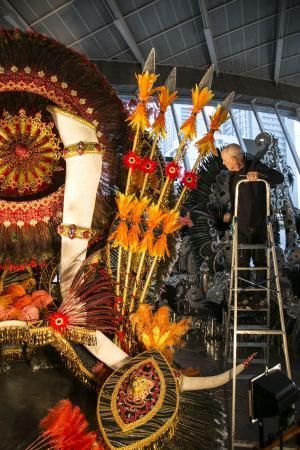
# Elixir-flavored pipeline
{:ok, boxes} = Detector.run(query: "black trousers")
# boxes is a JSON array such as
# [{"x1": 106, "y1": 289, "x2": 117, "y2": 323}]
[{"x1": 237, "y1": 224, "x2": 267, "y2": 289}]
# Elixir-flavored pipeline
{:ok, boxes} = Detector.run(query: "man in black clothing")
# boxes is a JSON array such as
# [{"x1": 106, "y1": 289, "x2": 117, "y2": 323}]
[{"x1": 221, "y1": 144, "x2": 284, "y2": 304}]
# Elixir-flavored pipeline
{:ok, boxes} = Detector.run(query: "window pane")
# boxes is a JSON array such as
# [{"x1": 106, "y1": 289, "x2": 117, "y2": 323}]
[
  {"x1": 160, "y1": 106, "x2": 179, "y2": 159},
  {"x1": 282, "y1": 117, "x2": 300, "y2": 208},
  {"x1": 231, "y1": 107, "x2": 260, "y2": 140},
  {"x1": 258, "y1": 110, "x2": 288, "y2": 161}
]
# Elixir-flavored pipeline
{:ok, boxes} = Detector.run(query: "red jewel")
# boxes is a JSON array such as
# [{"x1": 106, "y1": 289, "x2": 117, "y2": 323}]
[
  {"x1": 182, "y1": 171, "x2": 198, "y2": 189},
  {"x1": 68, "y1": 224, "x2": 76, "y2": 239},
  {"x1": 83, "y1": 230, "x2": 90, "y2": 239},
  {"x1": 165, "y1": 161, "x2": 180, "y2": 180},
  {"x1": 49, "y1": 312, "x2": 69, "y2": 332},
  {"x1": 140, "y1": 157, "x2": 157, "y2": 174}
]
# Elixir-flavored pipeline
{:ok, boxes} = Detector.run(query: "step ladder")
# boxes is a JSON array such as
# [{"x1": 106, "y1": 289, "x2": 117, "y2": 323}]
[{"x1": 225, "y1": 178, "x2": 291, "y2": 450}]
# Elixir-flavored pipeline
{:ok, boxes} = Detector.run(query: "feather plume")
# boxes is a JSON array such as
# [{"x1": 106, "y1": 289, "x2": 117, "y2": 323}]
[
  {"x1": 130, "y1": 304, "x2": 191, "y2": 362},
  {"x1": 128, "y1": 197, "x2": 149, "y2": 252},
  {"x1": 33, "y1": 399, "x2": 103, "y2": 450},
  {"x1": 152, "y1": 211, "x2": 182, "y2": 258},
  {"x1": 139, "y1": 204, "x2": 166, "y2": 254},
  {"x1": 127, "y1": 71, "x2": 158, "y2": 131},
  {"x1": 180, "y1": 86, "x2": 214, "y2": 140},
  {"x1": 151, "y1": 86, "x2": 177, "y2": 137},
  {"x1": 50, "y1": 254, "x2": 120, "y2": 332}
]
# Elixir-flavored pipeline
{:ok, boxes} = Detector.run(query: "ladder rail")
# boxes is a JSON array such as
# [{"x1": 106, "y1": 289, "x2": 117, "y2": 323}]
[{"x1": 227, "y1": 178, "x2": 291, "y2": 449}]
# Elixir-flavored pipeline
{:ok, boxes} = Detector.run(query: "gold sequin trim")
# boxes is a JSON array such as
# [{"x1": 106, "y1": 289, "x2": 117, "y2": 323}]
[{"x1": 46, "y1": 105, "x2": 96, "y2": 130}]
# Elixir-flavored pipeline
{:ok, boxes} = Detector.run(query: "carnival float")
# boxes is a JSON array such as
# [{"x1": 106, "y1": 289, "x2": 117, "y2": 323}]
[{"x1": 0, "y1": 28, "x2": 298, "y2": 449}]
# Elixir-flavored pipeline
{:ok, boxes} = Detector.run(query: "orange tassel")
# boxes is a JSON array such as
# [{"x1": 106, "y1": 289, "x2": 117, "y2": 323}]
[
  {"x1": 128, "y1": 223, "x2": 141, "y2": 252},
  {"x1": 180, "y1": 86, "x2": 214, "y2": 140},
  {"x1": 151, "y1": 112, "x2": 167, "y2": 138},
  {"x1": 109, "y1": 221, "x2": 129, "y2": 249},
  {"x1": 195, "y1": 130, "x2": 216, "y2": 156},
  {"x1": 108, "y1": 193, "x2": 135, "y2": 249},
  {"x1": 153, "y1": 233, "x2": 169, "y2": 258},
  {"x1": 151, "y1": 86, "x2": 177, "y2": 137},
  {"x1": 127, "y1": 102, "x2": 149, "y2": 132},
  {"x1": 152, "y1": 210, "x2": 182, "y2": 258},
  {"x1": 179, "y1": 114, "x2": 197, "y2": 140},
  {"x1": 127, "y1": 72, "x2": 158, "y2": 131},
  {"x1": 139, "y1": 228, "x2": 154, "y2": 254}
]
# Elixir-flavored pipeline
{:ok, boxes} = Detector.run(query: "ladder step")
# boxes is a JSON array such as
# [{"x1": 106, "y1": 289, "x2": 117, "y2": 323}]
[
  {"x1": 229, "y1": 306, "x2": 268, "y2": 311},
  {"x1": 227, "y1": 342, "x2": 267, "y2": 348},
  {"x1": 236, "y1": 329, "x2": 284, "y2": 335},
  {"x1": 235, "y1": 266, "x2": 268, "y2": 270},
  {"x1": 233, "y1": 440, "x2": 257, "y2": 448},
  {"x1": 237, "y1": 244, "x2": 268, "y2": 249},
  {"x1": 230, "y1": 288, "x2": 269, "y2": 291}
]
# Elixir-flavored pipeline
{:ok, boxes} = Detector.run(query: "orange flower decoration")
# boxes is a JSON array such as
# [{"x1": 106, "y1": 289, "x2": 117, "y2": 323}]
[
  {"x1": 151, "y1": 86, "x2": 177, "y2": 137},
  {"x1": 127, "y1": 71, "x2": 158, "y2": 132},
  {"x1": 153, "y1": 210, "x2": 182, "y2": 258},
  {"x1": 180, "y1": 86, "x2": 214, "y2": 140}
]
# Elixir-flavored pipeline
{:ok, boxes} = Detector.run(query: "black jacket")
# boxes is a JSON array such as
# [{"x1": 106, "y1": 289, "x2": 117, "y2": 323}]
[{"x1": 229, "y1": 158, "x2": 284, "y2": 227}]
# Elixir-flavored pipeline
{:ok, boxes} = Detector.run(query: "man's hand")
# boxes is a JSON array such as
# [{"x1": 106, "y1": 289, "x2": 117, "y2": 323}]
[
  {"x1": 223, "y1": 212, "x2": 232, "y2": 222},
  {"x1": 246, "y1": 171, "x2": 260, "y2": 181}
]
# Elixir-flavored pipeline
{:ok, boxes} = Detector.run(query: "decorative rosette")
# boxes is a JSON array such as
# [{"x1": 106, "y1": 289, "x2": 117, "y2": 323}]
[
  {"x1": 182, "y1": 171, "x2": 198, "y2": 189},
  {"x1": 0, "y1": 110, "x2": 62, "y2": 196},
  {"x1": 165, "y1": 161, "x2": 180, "y2": 180}
]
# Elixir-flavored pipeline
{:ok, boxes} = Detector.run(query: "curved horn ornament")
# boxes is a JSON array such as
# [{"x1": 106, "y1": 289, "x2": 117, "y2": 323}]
[
  {"x1": 180, "y1": 355, "x2": 254, "y2": 391},
  {"x1": 47, "y1": 106, "x2": 103, "y2": 297}
]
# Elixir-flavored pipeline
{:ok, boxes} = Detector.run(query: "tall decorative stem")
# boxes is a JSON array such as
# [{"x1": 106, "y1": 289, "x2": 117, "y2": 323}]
[
  {"x1": 129, "y1": 251, "x2": 146, "y2": 312},
  {"x1": 140, "y1": 133, "x2": 159, "y2": 199},
  {"x1": 139, "y1": 255, "x2": 159, "y2": 304},
  {"x1": 116, "y1": 124, "x2": 140, "y2": 296},
  {"x1": 121, "y1": 250, "x2": 133, "y2": 315},
  {"x1": 156, "y1": 136, "x2": 187, "y2": 207},
  {"x1": 174, "y1": 154, "x2": 203, "y2": 212}
]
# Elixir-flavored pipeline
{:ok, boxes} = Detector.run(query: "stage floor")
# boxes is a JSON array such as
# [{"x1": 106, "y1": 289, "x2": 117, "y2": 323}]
[{"x1": 0, "y1": 331, "x2": 299, "y2": 449}]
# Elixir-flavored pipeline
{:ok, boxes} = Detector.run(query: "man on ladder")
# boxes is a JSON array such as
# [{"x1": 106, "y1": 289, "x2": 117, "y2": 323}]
[
  {"x1": 222, "y1": 144, "x2": 284, "y2": 308},
  {"x1": 222, "y1": 144, "x2": 291, "y2": 449}
]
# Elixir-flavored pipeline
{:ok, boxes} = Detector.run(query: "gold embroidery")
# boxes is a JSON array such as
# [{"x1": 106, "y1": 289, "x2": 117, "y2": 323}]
[{"x1": 111, "y1": 357, "x2": 166, "y2": 433}]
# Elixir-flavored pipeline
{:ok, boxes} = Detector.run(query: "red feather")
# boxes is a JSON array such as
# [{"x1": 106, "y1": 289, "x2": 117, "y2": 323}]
[
  {"x1": 48, "y1": 254, "x2": 121, "y2": 333},
  {"x1": 39, "y1": 399, "x2": 103, "y2": 450}
]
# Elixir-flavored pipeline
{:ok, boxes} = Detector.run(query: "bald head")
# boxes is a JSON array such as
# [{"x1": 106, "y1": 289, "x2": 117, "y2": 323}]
[{"x1": 221, "y1": 144, "x2": 245, "y2": 171}]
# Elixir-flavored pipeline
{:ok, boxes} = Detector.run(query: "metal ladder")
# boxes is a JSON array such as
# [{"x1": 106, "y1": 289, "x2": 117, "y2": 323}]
[{"x1": 225, "y1": 178, "x2": 291, "y2": 449}]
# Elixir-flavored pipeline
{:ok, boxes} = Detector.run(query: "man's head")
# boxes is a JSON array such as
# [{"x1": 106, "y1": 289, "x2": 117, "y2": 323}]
[{"x1": 221, "y1": 144, "x2": 245, "y2": 172}]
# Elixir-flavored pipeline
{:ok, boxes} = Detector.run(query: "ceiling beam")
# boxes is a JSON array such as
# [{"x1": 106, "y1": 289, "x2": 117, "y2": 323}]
[
  {"x1": 197, "y1": 0, "x2": 219, "y2": 74},
  {"x1": 274, "y1": 0, "x2": 287, "y2": 84},
  {"x1": 2, "y1": 0, "x2": 31, "y2": 30},
  {"x1": 108, "y1": 14, "x2": 203, "y2": 60},
  {"x1": 30, "y1": 0, "x2": 74, "y2": 27},
  {"x1": 92, "y1": 59, "x2": 300, "y2": 112},
  {"x1": 105, "y1": 0, "x2": 144, "y2": 63}
]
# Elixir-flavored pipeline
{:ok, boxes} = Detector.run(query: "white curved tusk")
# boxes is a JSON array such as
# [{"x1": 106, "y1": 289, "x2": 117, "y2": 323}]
[
  {"x1": 181, "y1": 354, "x2": 256, "y2": 391},
  {"x1": 47, "y1": 107, "x2": 102, "y2": 297},
  {"x1": 85, "y1": 330, "x2": 129, "y2": 371}
]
